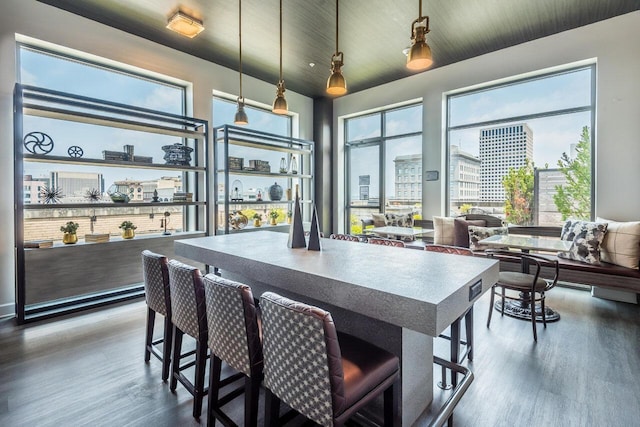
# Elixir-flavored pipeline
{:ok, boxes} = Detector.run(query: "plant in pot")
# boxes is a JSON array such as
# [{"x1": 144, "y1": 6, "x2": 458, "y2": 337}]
[
  {"x1": 286, "y1": 210, "x2": 292, "y2": 224},
  {"x1": 269, "y1": 210, "x2": 279, "y2": 225},
  {"x1": 119, "y1": 220, "x2": 137, "y2": 239},
  {"x1": 252, "y1": 213, "x2": 262, "y2": 227},
  {"x1": 60, "y1": 221, "x2": 79, "y2": 244}
]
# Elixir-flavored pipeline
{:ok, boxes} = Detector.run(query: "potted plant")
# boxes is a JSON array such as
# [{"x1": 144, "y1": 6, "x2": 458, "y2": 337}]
[
  {"x1": 252, "y1": 213, "x2": 262, "y2": 227},
  {"x1": 269, "y1": 210, "x2": 279, "y2": 226},
  {"x1": 119, "y1": 220, "x2": 137, "y2": 239},
  {"x1": 60, "y1": 221, "x2": 79, "y2": 244},
  {"x1": 286, "y1": 210, "x2": 292, "y2": 224}
]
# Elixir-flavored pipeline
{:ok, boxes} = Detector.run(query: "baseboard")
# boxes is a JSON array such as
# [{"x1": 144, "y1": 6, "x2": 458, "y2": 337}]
[
  {"x1": 0, "y1": 302, "x2": 16, "y2": 319},
  {"x1": 591, "y1": 286, "x2": 639, "y2": 304}
]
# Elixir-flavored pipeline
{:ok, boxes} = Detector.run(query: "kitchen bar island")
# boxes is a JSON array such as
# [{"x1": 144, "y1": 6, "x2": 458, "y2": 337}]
[{"x1": 175, "y1": 231, "x2": 499, "y2": 425}]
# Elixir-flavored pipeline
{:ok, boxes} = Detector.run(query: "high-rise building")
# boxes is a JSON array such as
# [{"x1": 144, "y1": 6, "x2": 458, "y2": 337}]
[
  {"x1": 479, "y1": 123, "x2": 533, "y2": 202},
  {"x1": 50, "y1": 171, "x2": 104, "y2": 202},
  {"x1": 393, "y1": 154, "x2": 422, "y2": 202},
  {"x1": 449, "y1": 145, "x2": 481, "y2": 207}
]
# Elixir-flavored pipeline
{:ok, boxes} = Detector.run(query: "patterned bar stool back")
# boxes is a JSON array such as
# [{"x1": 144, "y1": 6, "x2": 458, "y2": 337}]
[
  {"x1": 141, "y1": 250, "x2": 172, "y2": 381},
  {"x1": 368, "y1": 237, "x2": 406, "y2": 247},
  {"x1": 167, "y1": 259, "x2": 208, "y2": 419},
  {"x1": 329, "y1": 233, "x2": 361, "y2": 242},
  {"x1": 260, "y1": 292, "x2": 399, "y2": 427},
  {"x1": 203, "y1": 274, "x2": 263, "y2": 426}
]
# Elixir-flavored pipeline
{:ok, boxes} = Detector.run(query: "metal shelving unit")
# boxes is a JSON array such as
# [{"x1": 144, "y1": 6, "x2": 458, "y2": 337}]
[
  {"x1": 214, "y1": 125, "x2": 314, "y2": 235},
  {"x1": 13, "y1": 84, "x2": 210, "y2": 323}
]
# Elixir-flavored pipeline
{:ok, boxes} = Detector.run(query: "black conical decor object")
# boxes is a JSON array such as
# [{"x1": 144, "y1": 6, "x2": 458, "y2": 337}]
[
  {"x1": 307, "y1": 204, "x2": 322, "y2": 251},
  {"x1": 287, "y1": 185, "x2": 306, "y2": 248}
]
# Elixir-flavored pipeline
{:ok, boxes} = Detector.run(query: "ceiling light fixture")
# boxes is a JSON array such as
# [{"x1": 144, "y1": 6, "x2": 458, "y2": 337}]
[
  {"x1": 406, "y1": 0, "x2": 433, "y2": 71},
  {"x1": 166, "y1": 11, "x2": 204, "y2": 38},
  {"x1": 326, "y1": 0, "x2": 347, "y2": 96},
  {"x1": 234, "y1": 0, "x2": 248, "y2": 125},
  {"x1": 272, "y1": 0, "x2": 288, "y2": 115}
]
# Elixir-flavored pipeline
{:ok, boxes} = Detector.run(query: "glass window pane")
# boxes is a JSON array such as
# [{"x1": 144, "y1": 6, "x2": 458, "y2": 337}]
[
  {"x1": 385, "y1": 104, "x2": 422, "y2": 137},
  {"x1": 19, "y1": 46, "x2": 184, "y2": 115},
  {"x1": 449, "y1": 67, "x2": 592, "y2": 127},
  {"x1": 348, "y1": 208, "x2": 378, "y2": 235},
  {"x1": 349, "y1": 145, "x2": 379, "y2": 206},
  {"x1": 385, "y1": 136, "x2": 422, "y2": 212},
  {"x1": 346, "y1": 113, "x2": 381, "y2": 141}
]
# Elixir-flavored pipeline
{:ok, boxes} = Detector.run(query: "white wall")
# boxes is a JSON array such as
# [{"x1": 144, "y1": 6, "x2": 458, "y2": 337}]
[
  {"x1": 333, "y1": 11, "x2": 640, "y2": 232},
  {"x1": 0, "y1": 0, "x2": 314, "y2": 317}
]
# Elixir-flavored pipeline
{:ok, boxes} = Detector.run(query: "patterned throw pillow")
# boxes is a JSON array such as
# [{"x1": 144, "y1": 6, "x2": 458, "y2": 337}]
[
  {"x1": 596, "y1": 217, "x2": 640, "y2": 269},
  {"x1": 468, "y1": 226, "x2": 508, "y2": 251},
  {"x1": 433, "y1": 216, "x2": 455, "y2": 245},
  {"x1": 558, "y1": 220, "x2": 608, "y2": 265},
  {"x1": 384, "y1": 212, "x2": 414, "y2": 228},
  {"x1": 371, "y1": 213, "x2": 387, "y2": 227},
  {"x1": 453, "y1": 218, "x2": 487, "y2": 248}
]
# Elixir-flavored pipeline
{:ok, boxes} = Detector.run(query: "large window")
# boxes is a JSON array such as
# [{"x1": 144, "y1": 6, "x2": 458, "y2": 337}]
[
  {"x1": 345, "y1": 104, "x2": 423, "y2": 234},
  {"x1": 18, "y1": 44, "x2": 188, "y2": 242},
  {"x1": 446, "y1": 65, "x2": 595, "y2": 226},
  {"x1": 212, "y1": 97, "x2": 291, "y2": 137}
]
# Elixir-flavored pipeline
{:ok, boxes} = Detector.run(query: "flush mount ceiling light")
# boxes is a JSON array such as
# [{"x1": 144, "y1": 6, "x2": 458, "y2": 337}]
[
  {"x1": 326, "y1": 0, "x2": 347, "y2": 96},
  {"x1": 234, "y1": 0, "x2": 248, "y2": 125},
  {"x1": 272, "y1": 0, "x2": 288, "y2": 115},
  {"x1": 406, "y1": 0, "x2": 433, "y2": 71},
  {"x1": 166, "y1": 11, "x2": 204, "y2": 38}
]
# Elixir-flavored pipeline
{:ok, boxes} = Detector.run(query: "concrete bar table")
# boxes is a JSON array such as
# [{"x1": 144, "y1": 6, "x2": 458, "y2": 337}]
[{"x1": 175, "y1": 231, "x2": 499, "y2": 426}]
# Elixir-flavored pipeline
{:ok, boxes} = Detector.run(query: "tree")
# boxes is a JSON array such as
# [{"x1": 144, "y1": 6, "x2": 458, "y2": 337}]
[
  {"x1": 553, "y1": 126, "x2": 591, "y2": 220},
  {"x1": 502, "y1": 158, "x2": 535, "y2": 225}
]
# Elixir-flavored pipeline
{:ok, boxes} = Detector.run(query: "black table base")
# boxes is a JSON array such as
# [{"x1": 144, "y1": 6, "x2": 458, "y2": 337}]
[{"x1": 493, "y1": 300, "x2": 560, "y2": 323}]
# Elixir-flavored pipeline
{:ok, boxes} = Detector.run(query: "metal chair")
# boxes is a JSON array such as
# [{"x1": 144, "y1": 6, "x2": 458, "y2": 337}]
[
  {"x1": 486, "y1": 250, "x2": 560, "y2": 341},
  {"x1": 141, "y1": 250, "x2": 172, "y2": 381},
  {"x1": 168, "y1": 259, "x2": 208, "y2": 419},
  {"x1": 203, "y1": 274, "x2": 262, "y2": 427},
  {"x1": 329, "y1": 233, "x2": 361, "y2": 242},
  {"x1": 368, "y1": 237, "x2": 406, "y2": 247},
  {"x1": 260, "y1": 291, "x2": 399, "y2": 427}
]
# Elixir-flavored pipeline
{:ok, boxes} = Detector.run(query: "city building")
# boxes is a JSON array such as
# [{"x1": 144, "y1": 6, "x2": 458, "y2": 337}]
[
  {"x1": 22, "y1": 175, "x2": 50, "y2": 204},
  {"x1": 50, "y1": 171, "x2": 104, "y2": 203},
  {"x1": 393, "y1": 154, "x2": 422, "y2": 202},
  {"x1": 479, "y1": 123, "x2": 533, "y2": 202},
  {"x1": 449, "y1": 145, "x2": 481, "y2": 209}
]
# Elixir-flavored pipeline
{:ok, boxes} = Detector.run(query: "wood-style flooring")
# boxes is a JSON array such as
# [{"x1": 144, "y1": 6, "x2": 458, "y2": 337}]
[{"x1": 1, "y1": 286, "x2": 639, "y2": 426}]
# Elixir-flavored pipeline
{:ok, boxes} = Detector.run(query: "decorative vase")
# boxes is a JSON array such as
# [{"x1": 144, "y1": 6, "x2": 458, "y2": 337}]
[
  {"x1": 161, "y1": 143, "x2": 194, "y2": 165},
  {"x1": 286, "y1": 188, "x2": 292, "y2": 200},
  {"x1": 62, "y1": 233, "x2": 77, "y2": 245},
  {"x1": 268, "y1": 182, "x2": 283, "y2": 201},
  {"x1": 229, "y1": 211, "x2": 248, "y2": 230},
  {"x1": 290, "y1": 156, "x2": 298, "y2": 174},
  {"x1": 270, "y1": 218, "x2": 278, "y2": 226},
  {"x1": 286, "y1": 216, "x2": 292, "y2": 224},
  {"x1": 279, "y1": 157, "x2": 287, "y2": 173},
  {"x1": 254, "y1": 219, "x2": 262, "y2": 227},
  {"x1": 122, "y1": 229, "x2": 135, "y2": 239}
]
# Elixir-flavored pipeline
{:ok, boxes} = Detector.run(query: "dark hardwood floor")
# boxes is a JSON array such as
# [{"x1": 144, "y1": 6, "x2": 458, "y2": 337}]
[{"x1": 1, "y1": 286, "x2": 638, "y2": 426}]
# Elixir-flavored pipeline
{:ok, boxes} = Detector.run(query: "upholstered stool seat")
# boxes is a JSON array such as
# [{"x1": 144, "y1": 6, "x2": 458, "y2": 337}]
[
  {"x1": 141, "y1": 250, "x2": 172, "y2": 381},
  {"x1": 168, "y1": 259, "x2": 208, "y2": 419},
  {"x1": 203, "y1": 274, "x2": 262, "y2": 427},
  {"x1": 497, "y1": 272, "x2": 548, "y2": 290},
  {"x1": 260, "y1": 291, "x2": 399, "y2": 427}
]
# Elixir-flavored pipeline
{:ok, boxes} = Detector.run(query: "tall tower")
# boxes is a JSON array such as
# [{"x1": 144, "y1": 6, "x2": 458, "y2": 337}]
[{"x1": 479, "y1": 123, "x2": 533, "y2": 202}]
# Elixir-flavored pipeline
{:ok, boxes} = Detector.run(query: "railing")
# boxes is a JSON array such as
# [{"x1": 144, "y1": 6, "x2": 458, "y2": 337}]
[{"x1": 429, "y1": 356, "x2": 475, "y2": 427}]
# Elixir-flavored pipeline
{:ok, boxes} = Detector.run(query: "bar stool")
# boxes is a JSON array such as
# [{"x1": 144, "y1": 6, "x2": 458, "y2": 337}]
[
  {"x1": 329, "y1": 233, "x2": 361, "y2": 242},
  {"x1": 260, "y1": 291, "x2": 399, "y2": 427},
  {"x1": 203, "y1": 274, "x2": 262, "y2": 427},
  {"x1": 141, "y1": 250, "x2": 172, "y2": 381},
  {"x1": 368, "y1": 237, "x2": 406, "y2": 247},
  {"x1": 167, "y1": 259, "x2": 208, "y2": 419}
]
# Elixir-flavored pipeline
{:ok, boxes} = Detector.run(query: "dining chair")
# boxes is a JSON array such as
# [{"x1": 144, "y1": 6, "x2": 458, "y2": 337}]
[
  {"x1": 203, "y1": 274, "x2": 262, "y2": 427},
  {"x1": 329, "y1": 233, "x2": 361, "y2": 242},
  {"x1": 486, "y1": 250, "x2": 560, "y2": 341},
  {"x1": 424, "y1": 244, "x2": 475, "y2": 389},
  {"x1": 368, "y1": 237, "x2": 406, "y2": 247},
  {"x1": 260, "y1": 291, "x2": 399, "y2": 427},
  {"x1": 141, "y1": 250, "x2": 172, "y2": 381},
  {"x1": 167, "y1": 259, "x2": 208, "y2": 419}
]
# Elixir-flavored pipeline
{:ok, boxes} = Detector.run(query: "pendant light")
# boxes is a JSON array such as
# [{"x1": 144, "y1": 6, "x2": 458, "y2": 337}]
[
  {"x1": 406, "y1": 0, "x2": 433, "y2": 71},
  {"x1": 326, "y1": 0, "x2": 347, "y2": 96},
  {"x1": 234, "y1": 0, "x2": 248, "y2": 125},
  {"x1": 272, "y1": 0, "x2": 288, "y2": 114}
]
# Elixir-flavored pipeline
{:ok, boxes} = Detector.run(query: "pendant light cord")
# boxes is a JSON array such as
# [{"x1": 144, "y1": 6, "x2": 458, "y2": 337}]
[
  {"x1": 419, "y1": 0, "x2": 423, "y2": 18},
  {"x1": 335, "y1": 0, "x2": 339, "y2": 53},
  {"x1": 239, "y1": 0, "x2": 243, "y2": 97},
  {"x1": 279, "y1": 0, "x2": 283, "y2": 82}
]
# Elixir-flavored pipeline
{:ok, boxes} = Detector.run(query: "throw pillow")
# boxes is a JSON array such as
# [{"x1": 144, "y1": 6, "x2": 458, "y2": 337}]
[
  {"x1": 383, "y1": 212, "x2": 413, "y2": 228},
  {"x1": 468, "y1": 226, "x2": 508, "y2": 251},
  {"x1": 433, "y1": 216, "x2": 455, "y2": 245},
  {"x1": 596, "y1": 217, "x2": 640, "y2": 269},
  {"x1": 558, "y1": 220, "x2": 608, "y2": 265},
  {"x1": 371, "y1": 213, "x2": 386, "y2": 227},
  {"x1": 453, "y1": 218, "x2": 487, "y2": 248}
]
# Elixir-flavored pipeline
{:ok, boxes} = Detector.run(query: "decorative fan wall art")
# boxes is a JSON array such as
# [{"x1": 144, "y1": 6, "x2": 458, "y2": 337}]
[{"x1": 24, "y1": 132, "x2": 54, "y2": 154}]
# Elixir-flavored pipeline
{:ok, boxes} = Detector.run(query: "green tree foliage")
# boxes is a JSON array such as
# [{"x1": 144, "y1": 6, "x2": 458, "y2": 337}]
[
  {"x1": 502, "y1": 158, "x2": 535, "y2": 225},
  {"x1": 553, "y1": 126, "x2": 591, "y2": 220}
]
